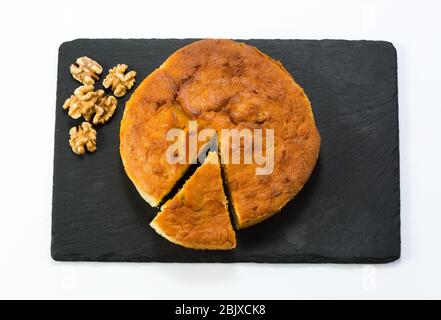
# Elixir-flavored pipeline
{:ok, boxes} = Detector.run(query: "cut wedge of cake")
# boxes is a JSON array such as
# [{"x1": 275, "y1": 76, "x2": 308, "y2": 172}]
[{"x1": 150, "y1": 152, "x2": 236, "y2": 250}]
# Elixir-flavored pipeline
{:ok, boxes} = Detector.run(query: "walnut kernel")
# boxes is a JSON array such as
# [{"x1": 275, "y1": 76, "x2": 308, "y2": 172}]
[
  {"x1": 69, "y1": 122, "x2": 97, "y2": 155},
  {"x1": 103, "y1": 64, "x2": 137, "y2": 97},
  {"x1": 70, "y1": 56, "x2": 103, "y2": 85},
  {"x1": 93, "y1": 95, "x2": 118, "y2": 125},
  {"x1": 63, "y1": 85, "x2": 104, "y2": 121}
]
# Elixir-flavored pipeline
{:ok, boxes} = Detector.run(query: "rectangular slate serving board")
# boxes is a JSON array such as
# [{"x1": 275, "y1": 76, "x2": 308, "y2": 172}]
[{"x1": 52, "y1": 39, "x2": 400, "y2": 263}]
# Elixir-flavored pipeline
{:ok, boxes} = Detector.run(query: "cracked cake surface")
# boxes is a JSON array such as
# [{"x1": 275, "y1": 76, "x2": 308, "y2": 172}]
[{"x1": 120, "y1": 39, "x2": 320, "y2": 230}]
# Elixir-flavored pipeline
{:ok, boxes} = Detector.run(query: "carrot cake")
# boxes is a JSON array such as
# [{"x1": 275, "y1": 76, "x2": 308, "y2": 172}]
[{"x1": 120, "y1": 39, "x2": 320, "y2": 232}]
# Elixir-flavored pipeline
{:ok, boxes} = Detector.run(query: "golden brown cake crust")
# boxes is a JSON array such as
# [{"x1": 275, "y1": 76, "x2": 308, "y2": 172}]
[
  {"x1": 150, "y1": 152, "x2": 236, "y2": 250},
  {"x1": 120, "y1": 39, "x2": 320, "y2": 227}
]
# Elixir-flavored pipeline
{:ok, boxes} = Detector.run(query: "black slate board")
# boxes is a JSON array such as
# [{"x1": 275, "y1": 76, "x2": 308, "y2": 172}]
[{"x1": 52, "y1": 39, "x2": 400, "y2": 263}]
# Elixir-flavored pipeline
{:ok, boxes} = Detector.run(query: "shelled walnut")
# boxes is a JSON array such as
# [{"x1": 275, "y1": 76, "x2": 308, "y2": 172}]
[
  {"x1": 70, "y1": 56, "x2": 103, "y2": 85},
  {"x1": 93, "y1": 95, "x2": 117, "y2": 125},
  {"x1": 69, "y1": 122, "x2": 97, "y2": 155},
  {"x1": 103, "y1": 64, "x2": 136, "y2": 97},
  {"x1": 63, "y1": 85, "x2": 104, "y2": 121}
]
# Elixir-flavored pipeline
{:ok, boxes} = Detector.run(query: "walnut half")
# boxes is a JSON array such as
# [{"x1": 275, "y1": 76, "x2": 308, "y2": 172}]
[
  {"x1": 63, "y1": 85, "x2": 104, "y2": 121},
  {"x1": 103, "y1": 64, "x2": 136, "y2": 97},
  {"x1": 69, "y1": 122, "x2": 97, "y2": 155},
  {"x1": 93, "y1": 95, "x2": 117, "y2": 125},
  {"x1": 70, "y1": 56, "x2": 103, "y2": 85}
]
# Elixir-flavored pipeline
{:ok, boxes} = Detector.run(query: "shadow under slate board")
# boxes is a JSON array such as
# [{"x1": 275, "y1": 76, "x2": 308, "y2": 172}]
[{"x1": 52, "y1": 39, "x2": 400, "y2": 263}]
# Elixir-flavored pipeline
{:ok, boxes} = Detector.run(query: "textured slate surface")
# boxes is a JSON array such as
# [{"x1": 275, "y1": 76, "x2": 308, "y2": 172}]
[{"x1": 52, "y1": 39, "x2": 400, "y2": 263}]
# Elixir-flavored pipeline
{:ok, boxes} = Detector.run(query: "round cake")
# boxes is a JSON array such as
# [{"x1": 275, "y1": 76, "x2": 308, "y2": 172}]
[{"x1": 120, "y1": 39, "x2": 320, "y2": 236}]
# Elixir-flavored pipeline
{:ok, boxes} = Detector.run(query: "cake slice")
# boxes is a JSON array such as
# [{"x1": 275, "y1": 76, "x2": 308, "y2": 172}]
[{"x1": 150, "y1": 151, "x2": 236, "y2": 250}]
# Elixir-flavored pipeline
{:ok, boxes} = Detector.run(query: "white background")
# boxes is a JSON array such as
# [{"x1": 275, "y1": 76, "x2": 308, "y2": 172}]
[{"x1": 0, "y1": 0, "x2": 440, "y2": 299}]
